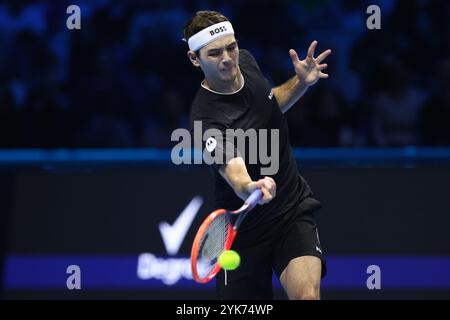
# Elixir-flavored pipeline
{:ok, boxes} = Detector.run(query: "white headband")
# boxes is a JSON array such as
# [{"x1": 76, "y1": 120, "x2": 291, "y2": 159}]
[{"x1": 188, "y1": 21, "x2": 234, "y2": 51}]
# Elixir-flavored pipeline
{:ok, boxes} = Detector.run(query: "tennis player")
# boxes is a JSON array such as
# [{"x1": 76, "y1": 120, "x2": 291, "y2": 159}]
[{"x1": 185, "y1": 11, "x2": 331, "y2": 300}]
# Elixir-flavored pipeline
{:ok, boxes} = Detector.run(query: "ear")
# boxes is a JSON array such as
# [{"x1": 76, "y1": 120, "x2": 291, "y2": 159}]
[{"x1": 187, "y1": 51, "x2": 200, "y2": 67}]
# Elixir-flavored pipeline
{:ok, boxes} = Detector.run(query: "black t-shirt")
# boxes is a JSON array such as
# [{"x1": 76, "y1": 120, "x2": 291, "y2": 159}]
[{"x1": 190, "y1": 49, "x2": 316, "y2": 229}]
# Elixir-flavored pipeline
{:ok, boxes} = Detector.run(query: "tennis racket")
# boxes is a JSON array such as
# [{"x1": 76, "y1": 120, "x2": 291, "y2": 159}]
[{"x1": 191, "y1": 189, "x2": 263, "y2": 284}]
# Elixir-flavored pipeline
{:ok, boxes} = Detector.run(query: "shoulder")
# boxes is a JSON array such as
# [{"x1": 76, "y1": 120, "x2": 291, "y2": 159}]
[
  {"x1": 189, "y1": 89, "x2": 224, "y2": 128},
  {"x1": 239, "y1": 49, "x2": 254, "y2": 62},
  {"x1": 189, "y1": 90, "x2": 206, "y2": 121},
  {"x1": 239, "y1": 49, "x2": 261, "y2": 72}
]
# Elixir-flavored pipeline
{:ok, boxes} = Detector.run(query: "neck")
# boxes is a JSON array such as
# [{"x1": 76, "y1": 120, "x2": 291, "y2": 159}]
[{"x1": 203, "y1": 69, "x2": 244, "y2": 94}]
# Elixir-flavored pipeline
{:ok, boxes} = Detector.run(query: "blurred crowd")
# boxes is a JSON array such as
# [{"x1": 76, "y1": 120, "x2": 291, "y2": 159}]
[{"x1": 0, "y1": 0, "x2": 449, "y2": 148}]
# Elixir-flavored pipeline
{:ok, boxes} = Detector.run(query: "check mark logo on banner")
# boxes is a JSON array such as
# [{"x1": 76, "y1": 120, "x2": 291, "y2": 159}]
[{"x1": 159, "y1": 196, "x2": 203, "y2": 255}]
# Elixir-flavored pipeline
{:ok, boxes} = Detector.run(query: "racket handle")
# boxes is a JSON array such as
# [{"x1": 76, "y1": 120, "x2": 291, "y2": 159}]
[{"x1": 245, "y1": 189, "x2": 263, "y2": 210}]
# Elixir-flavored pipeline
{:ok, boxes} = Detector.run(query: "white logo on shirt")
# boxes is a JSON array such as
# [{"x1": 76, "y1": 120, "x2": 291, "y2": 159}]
[
  {"x1": 205, "y1": 137, "x2": 217, "y2": 152},
  {"x1": 268, "y1": 90, "x2": 274, "y2": 100}
]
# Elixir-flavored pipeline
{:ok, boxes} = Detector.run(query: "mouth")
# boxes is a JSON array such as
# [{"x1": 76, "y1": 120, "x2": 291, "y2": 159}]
[{"x1": 221, "y1": 66, "x2": 234, "y2": 73}]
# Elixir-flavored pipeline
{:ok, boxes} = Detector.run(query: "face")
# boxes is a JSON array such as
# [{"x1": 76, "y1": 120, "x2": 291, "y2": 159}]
[{"x1": 188, "y1": 35, "x2": 239, "y2": 86}]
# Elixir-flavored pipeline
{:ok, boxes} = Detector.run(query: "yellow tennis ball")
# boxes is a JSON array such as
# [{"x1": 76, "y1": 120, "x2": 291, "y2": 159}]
[{"x1": 218, "y1": 250, "x2": 240, "y2": 270}]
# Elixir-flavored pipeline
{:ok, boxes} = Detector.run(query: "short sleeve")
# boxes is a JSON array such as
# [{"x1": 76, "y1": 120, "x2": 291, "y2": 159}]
[{"x1": 191, "y1": 119, "x2": 240, "y2": 171}]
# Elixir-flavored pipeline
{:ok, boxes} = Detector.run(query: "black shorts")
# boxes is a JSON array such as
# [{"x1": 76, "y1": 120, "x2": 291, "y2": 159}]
[{"x1": 216, "y1": 197, "x2": 326, "y2": 300}]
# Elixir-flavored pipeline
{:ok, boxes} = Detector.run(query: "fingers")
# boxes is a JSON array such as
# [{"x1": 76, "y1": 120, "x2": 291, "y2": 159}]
[
  {"x1": 255, "y1": 177, "x2": 276, "y2": 204},
  {"x1": 296, "y1": 41, "x2": 331, "y2": 63},
  {"x1": 262, "y1": 177, "x2": 276, "y2": 198},
  {"x1": 289, "y1": 49, "x2": 299, "y2": 64},
  {"x1": 316, "y1": 49, "x2": 331, "y2": 64},
  {"x1": 318, "y1": 63, "x2": 328, "y2": 71},
  {"x1": 259, "y1": 188, "x2": 272, "y2": 205},
  {"x1": 319, "y1": 72, "x2": 329, "y2": 79},
  {"x1": 307, "y1": 40, "x2": 317, "y2": 59}
]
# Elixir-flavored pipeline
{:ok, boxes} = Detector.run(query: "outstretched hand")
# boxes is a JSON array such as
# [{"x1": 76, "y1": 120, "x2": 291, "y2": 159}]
[{"x1": 289, "y1": 40, "x2": 331, "y2": 87}]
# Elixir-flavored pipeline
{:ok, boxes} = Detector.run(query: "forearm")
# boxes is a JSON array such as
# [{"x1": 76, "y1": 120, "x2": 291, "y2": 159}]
[
  {"x1": 219, "y1": 157, "x2": 252, "y2": 200},
  {"x1": 272, "y1": 76, "x2": 308, "y2": 113},
  {"x1": 219, "y1": 157, "x2": 277, "y2": 204}
]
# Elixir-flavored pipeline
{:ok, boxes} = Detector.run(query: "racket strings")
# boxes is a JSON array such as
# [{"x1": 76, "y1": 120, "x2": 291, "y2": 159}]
[{"x1": 196, "y1": 214, "x2": 230, "y2": 278}]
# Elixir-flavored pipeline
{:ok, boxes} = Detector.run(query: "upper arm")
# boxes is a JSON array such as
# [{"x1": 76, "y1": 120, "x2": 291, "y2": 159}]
[{"x1": 193, "y1": 118, "x2": 239, "y2": 172}]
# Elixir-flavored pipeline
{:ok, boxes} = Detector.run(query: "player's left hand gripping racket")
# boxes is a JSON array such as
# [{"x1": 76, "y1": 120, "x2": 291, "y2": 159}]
[{"x1": 191, "y1": 189, "x2": 263, "y2": 284}]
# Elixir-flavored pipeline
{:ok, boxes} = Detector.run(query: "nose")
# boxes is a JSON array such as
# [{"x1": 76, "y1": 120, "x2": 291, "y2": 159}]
[{"x1": 222, "y1": 50, "x2": 232, "y2": 64}]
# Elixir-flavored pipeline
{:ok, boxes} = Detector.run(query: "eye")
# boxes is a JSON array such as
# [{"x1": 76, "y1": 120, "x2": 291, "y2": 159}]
[{"x1": 209, "y1": 51, "x2": 220, "y2": 57}]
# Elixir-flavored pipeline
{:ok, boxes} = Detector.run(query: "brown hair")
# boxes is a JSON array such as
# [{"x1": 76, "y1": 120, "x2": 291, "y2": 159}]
[{"x1": 183, "y1": 11, "x2": 229, "y2": 43}]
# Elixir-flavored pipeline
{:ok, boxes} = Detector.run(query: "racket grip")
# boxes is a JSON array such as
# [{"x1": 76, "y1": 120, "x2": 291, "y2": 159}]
[{"x1": 245, "y1": 189, "x2": 263, "y2": 209}]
